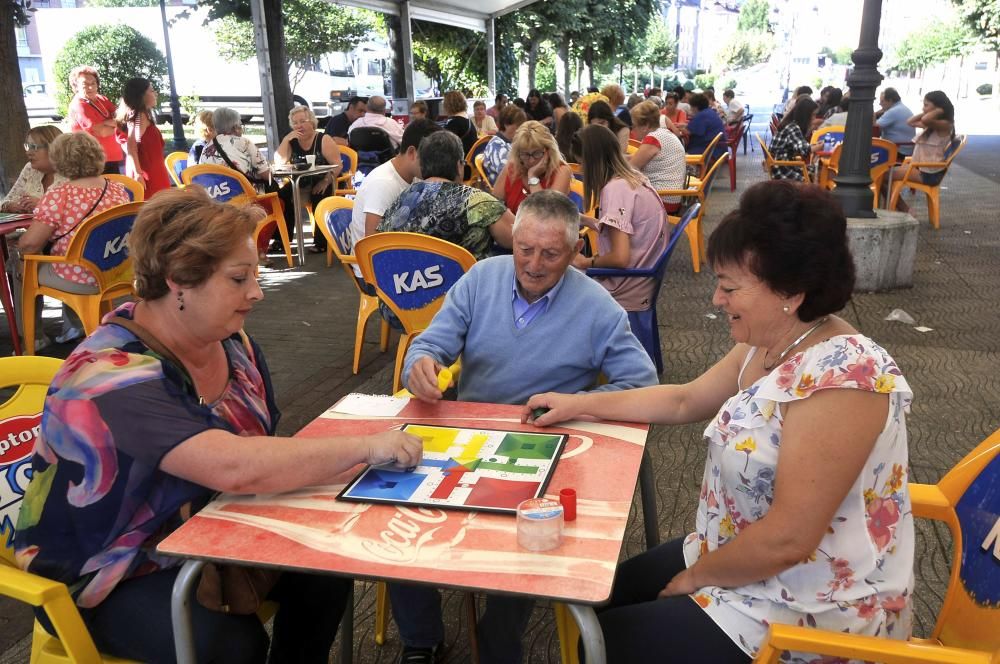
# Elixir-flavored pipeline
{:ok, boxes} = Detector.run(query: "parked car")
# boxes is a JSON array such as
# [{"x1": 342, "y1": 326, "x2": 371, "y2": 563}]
[{"x1": 23, "y1": 82, "x2": 63, "y2": 121}]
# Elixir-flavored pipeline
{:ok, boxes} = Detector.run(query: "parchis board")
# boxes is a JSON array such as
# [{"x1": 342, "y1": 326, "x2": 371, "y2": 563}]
[{"x1": 337, "y1": 424, "x2": 568, "y2": 514}]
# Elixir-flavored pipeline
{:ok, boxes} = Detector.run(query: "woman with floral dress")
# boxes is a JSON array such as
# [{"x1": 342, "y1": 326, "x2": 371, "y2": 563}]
[{"x1": 526, "y1": 180, "x2": 913, "y2": 663}]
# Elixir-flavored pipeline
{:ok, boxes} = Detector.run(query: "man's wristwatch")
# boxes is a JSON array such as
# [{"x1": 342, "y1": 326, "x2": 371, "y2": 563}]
[{"x1": 527, "y1": 176, "x2": 541, "y2": 186}]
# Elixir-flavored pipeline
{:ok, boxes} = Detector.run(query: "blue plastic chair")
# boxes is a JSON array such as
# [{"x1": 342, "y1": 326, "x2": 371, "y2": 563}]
[{"x1": 586, "y1": 202, "x2": 700, "y2": 374}]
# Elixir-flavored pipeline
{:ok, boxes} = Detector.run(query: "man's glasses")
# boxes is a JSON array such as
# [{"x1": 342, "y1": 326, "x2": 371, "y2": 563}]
[
  {"x1": 520, "y1": 150, "x2": 545, "y2": 161},
  {"x1": 24, "y1": 142, "x2": 47, "y2": 152}
]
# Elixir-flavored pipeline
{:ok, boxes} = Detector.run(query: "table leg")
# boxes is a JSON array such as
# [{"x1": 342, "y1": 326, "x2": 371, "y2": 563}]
[
  {"x1": 292, "y1": 179, "x2": 305, "y2": 266},
  {"x1": 639, "y1": 448, "x2": 659, "y2": 550},
  {"x1": 171, "y1": 560, "x2": 205, "y2": 664},
  {"x1": 0, "y1": 238, "x2": 23, "y2": 355},
  {"x1": 567, "y1": 604, "x2": 606, "y2": 664}
]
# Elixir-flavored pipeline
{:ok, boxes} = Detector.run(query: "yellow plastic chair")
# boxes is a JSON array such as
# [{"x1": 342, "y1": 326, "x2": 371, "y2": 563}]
[
  {"x1": 21, "y1": 202, "x2": 142, "y2": 355},
  {"x1": 100, "y1": 174, "x2": 144, "y2": 202},
  {"x1": 889, "y1": 135, "x2": 967, "y2": 229},
  {"x1": 336, "y1": 146, "x2": 358, "y2": 195},
  {"x1": 164, "y1": 151, "x2": 188, "y2": 187},
  {"x1": 180, "y1": 164, "x2": 293, "y2": 268},
  {"x1": 0, "y1": 356, "x2": 139, "y2": 663},
  {"x1": 755, "y1": 425, "x2": 1000, "y2": 664},
  {"x1": 657, "y1": 152, "x2": 729, "y2": 273},
  {"x1": 353, "y1": 232, "x2": 476, "y2": 393},
  {"x1": 313, "y1": 196, "x2": 390, "y2": 374},
  {"x1": 756, "y1": 134, "x2": 810, "y2": 183},
  {"x1": 809, "y1": 124, "x2": 846, "y2": 147},
  {"x1": 464, "y1": 135, "x2": 492, "y2": 187},
  {"x1": 474, "y1": 153, "x2": 490, "y2": 188},
  {"x1": 624, "y1": 142, "x2": 639, "y2": 156},
  {"x1": 684, "y1": 131, "x2": 723, "y2": 178}
]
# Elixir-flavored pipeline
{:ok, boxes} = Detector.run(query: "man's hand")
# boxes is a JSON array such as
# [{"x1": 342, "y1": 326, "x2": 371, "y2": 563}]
[
  {"x1": 364, "y1": 431, "x2": 424, "y2": 469},
  {"x1": 658, "y1": 567, "x2": 699, "y2": 598},
  {"x1": 407, "y1": 356, "x2": 446, "y2": 402}
]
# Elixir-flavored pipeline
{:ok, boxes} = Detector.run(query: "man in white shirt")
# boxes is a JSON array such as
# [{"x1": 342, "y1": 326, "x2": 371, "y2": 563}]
[
  {"x1": 722, "y1": 89, "x2": 744, "y2": 126},
  {"x1": 348, "y1": 119, "x2": 441, "y2": 264},
  {"x1": 347, "y1": 95, "x2": 405, "y2": 149}
]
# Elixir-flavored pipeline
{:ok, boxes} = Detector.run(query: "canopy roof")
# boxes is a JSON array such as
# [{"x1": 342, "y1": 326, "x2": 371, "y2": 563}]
[{"x1": 335, "y1": 0, "x2": 540, "y2": 32}]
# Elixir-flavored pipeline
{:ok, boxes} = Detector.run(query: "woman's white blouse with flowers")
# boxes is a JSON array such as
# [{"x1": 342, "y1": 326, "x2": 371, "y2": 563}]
[{"x1": 684, "y1": 335, "x2": 914, "y2": 660}]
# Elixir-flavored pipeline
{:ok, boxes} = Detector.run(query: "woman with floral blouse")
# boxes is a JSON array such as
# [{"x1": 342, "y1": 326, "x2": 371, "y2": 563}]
[{"x1": 526, "y1": 180, "x2": 913, "y2": 663}]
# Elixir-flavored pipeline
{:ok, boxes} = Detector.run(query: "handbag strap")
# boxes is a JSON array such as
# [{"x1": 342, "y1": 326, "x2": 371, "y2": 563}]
[
  {"x1": 49, "y1": 179, "x2": 108, "y2": 244},
  {"x1": 212, "y1": 137, "x2": 248, "y2": 178}
]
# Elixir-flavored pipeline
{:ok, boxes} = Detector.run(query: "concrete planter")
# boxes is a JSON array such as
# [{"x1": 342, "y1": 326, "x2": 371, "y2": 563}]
[{"x1": 846, "y1": 210, "x2": 919, "y2": 292}]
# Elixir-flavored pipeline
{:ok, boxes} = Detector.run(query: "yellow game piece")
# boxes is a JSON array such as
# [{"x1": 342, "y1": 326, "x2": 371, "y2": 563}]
[{"x1": 437, "y1": 368, "x2": 453, "y2": 392}]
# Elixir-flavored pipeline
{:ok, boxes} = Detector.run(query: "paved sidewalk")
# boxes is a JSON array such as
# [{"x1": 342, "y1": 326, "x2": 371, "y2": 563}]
[{"x1": 1, "y1": 137, "x2": 998, "y2": 662}]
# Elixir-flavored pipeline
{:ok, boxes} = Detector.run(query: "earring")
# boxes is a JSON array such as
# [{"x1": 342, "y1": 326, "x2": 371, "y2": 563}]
[
  {"x1": 177, "y1": 291, "x2": 185, "y2": 311},
  {"x1": 782, "y1": 305, "x2": 790, "y2": 313}
]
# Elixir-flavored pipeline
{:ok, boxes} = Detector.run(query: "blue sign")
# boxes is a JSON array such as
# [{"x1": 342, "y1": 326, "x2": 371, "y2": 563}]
[
  {"x1": 371, "y1": 248, "x2": 467, "y2": 311},
  {"x1": 191, "y1": 173, "x2": 242, "y2": 201},
  {"x1": 871, "y1": 146, "x2": 891, "y2": 167},
  {"x1": 82, "y1": 213, "x2": 136, "y2": 272},
  {"x1": 955, "y1": 453, "x2": 1000, "y2": 605}
]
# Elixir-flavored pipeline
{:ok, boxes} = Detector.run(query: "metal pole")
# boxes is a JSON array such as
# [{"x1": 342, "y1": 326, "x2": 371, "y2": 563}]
[
  {"x1": 249, "y1": 0, "x2": 279, "y2": 156},
  {"x1": 400, "y1": 1, "x2": 416, "y2": 107},
  {"x1": 486, "y1": 17, "x2": 496, "y2": 98},
  {"x1": 159, "y1": 0, "x2": 186, "y2": 150},
  {"x1": 832, "y1": 0, "x2": 883, "y2": 219}
]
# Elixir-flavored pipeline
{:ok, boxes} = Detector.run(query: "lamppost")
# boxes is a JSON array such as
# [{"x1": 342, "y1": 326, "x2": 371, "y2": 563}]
[{"x1": 832, "y1": 0, "x2": 883, "y2": 219}]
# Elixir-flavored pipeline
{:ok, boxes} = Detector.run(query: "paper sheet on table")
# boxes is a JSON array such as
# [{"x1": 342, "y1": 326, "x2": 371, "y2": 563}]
[{"x1": 330, "y1": 393, "x2": 409, "y2": 417}]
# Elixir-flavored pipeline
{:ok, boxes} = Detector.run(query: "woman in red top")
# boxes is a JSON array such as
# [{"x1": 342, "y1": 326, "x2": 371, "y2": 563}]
[
  {"x1": 67, "y1": 66, "x2": 124, "y2": 174},
  {"x1": 492, "y1": 120, "x2": 571, "y2": 214},
  {"x1": 116, "y1": 77, "x2": 171, "y2": 198},
  {"x1": 661, "y1": 92, "x2": 688, "y2": 138}
]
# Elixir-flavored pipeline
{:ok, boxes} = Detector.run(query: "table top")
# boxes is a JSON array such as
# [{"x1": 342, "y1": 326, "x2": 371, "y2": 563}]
[
  {"x1": 271, "y1": 164, "x2": 339, "y2": 177},
  {"x1": 0, "y1": 217, "x2": 32, "y2": 236},
  {"x1": 157, "y1": 397, "x2": 650, "y2": 605}
]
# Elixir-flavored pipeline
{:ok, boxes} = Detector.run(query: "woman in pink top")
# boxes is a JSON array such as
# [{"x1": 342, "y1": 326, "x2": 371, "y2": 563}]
[
  {"x1": 575, "y1": 124, "x2": 668, "y2": 312},
  {"x1": 66, "y1": 65, "x2": 124, "y2": 174},
  {"x1": 18, "y1": 132, "x2": 129, "y2": 346},
  {"x1": 892, "y1": 90, "x2": 956, "y2": 214}
]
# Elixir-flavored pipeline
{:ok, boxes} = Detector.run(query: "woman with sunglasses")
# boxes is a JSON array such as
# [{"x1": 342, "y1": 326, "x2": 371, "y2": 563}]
[
  {"x1": 491, "y1": 121, "x2": 571, "y2": 214},
  {"x1": 1, "y1": 126, "x2": 66, "y2": 213}
]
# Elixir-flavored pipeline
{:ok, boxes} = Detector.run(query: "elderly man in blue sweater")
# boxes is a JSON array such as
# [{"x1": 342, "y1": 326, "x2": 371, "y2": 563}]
[{"x1": 391, "y1": 190, "x2": 658, "y2": 664}]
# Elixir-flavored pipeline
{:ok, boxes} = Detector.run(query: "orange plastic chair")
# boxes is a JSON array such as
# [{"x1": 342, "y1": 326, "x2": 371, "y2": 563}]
[
  {"x1": 0, "y1": 356, "x2": 141, "y2": 663},
  {"x1": 657, "y1": 152, "x2": 729, "y2": 273},
  {"x1": 313, "y1": 196, "x2": 390, "y2": 374},
  {"x1": 755, "y1": 425, "x2": 1000, "y2": 664},
  {"x1": 336, "y1": 146, "x2": 358, "y2": 195},
  {"x1": 817, "y1": 138, "x2": 898, "y2": 208},
  {"x1": 756, "y1": 134, "x2": 810, "y2": 183},
  {"x1": 889, "y1": 135, "x2": 967, "y2": 229},
  {"x1": 21, "y1": 202, "x2": 142, "y2": 355},
  {"x1": 684, "y1": 131, "x2": 723, "y2": 178},
  {"x1": 164, "y1": 151, "x2": 188, "y2": 187},
  {"x1": 101, "y1": 174, "x2": 144, "y2": 202},
  {"x1": 474, "y1": 153, "x2": 490, "y2": 188},
  {"x1": 180, "y1": 164, "x2": 293, "y2": 268},
  {"x1": 353, "y1": 232, "x2": 476, "y2": 392},
  {"x1": 464, "y1": 135, "x2": 492, "y2": 187}
]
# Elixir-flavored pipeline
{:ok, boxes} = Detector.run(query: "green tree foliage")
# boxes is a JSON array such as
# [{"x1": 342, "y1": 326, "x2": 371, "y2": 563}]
[
  {"x1": 891, "y1": 21, "x2": 973, "y2": 72},
  {"x1": 715, "y1": 30, "x2": 774, "y2": 70},
  {"x1": 736, "y1": 0, "x2": 772, "y2": 33},
  {"x1": 52, "y1": 24, "x2": 167, "y2": 116},
  {"x1": 211, "y1": 1, "x2": 380, "y2": 87},
  {"x1": 579, "y1": 0, "x2": 658, "y2": 85},
  {"x1": 641, "y1": 17, "x2": 677, "y2": 73},
  {"x1": 951, "y1": 0, "x2": 1000, "y2": 52},
  {"x1": 410, "y1": 20, "x2": 490, "y2": 95}
]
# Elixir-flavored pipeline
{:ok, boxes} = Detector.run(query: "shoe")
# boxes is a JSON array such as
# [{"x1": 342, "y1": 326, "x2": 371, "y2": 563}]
[
  {"x1": 55, "y1": 326, "x2": 83, "y2": 344},
  {"x1": 398, "y1": 643, "x2": 441, "y2": 664},
  {"x1": 33, "y1": 336, "x2": 52, "y2": 352},
  {"x1": 258, "y1": 252, "x2": 275, "y2": 269},
  {"x1": 307, "y1": 245, "x2": 326, "y2": 254}
]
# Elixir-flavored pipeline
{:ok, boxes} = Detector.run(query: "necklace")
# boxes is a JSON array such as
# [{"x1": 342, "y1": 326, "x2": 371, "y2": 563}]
[{"x1": 762, "y1": 316, "x2": 829, "y2": 371}]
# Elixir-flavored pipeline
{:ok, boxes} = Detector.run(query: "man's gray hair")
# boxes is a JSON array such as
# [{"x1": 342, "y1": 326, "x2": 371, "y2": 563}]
[
  {"x1": 513, "y1": 190, "x2": 580, "y2": 247},
  {"x1": 367, "y1": 95, "x2": 387, "y2": 114},
  {"x1": 212, "y1": 107, "x2": 242, "y2": 135}
]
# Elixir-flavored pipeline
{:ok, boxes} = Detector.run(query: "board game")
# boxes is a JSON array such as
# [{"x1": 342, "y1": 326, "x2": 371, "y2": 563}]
[{"x1": 337, "y1": 423, "x2": 568, "y2": 514}]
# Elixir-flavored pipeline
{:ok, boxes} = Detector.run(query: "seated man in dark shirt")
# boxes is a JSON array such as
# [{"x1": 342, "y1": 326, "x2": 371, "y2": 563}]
[
  {"x1": 325, "y1": 96, "x2": 367, "y2": 146},
  {"x1": 685, "y1": 92, "x2": 726, "y2": 159}
]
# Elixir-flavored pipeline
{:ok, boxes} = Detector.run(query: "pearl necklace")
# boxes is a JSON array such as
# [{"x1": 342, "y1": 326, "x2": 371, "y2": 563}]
[{"x1": 762, "y1": 316, "x2": 829, "y2": 371}]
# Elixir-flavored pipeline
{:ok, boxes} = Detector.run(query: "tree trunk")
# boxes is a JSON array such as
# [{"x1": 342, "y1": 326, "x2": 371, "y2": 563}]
[
  {"x1": 385, "y1": 14, "x2": 407, "y2": 101},
  {"x1": 264, "y1": 0, "x2": 292, "y2": 139},
  {"x1": 527, "y1": 40, "x2": 539, "y2": 91},
  {"x1": 585, "y1": 47, "x2": 595, "y2": 89},
  {"x1": 1, "y1": 11, "x2": 29, "y2": 193},
  {"x1": 560, "y1": 38, "x2": 571, "y2": 97}
]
